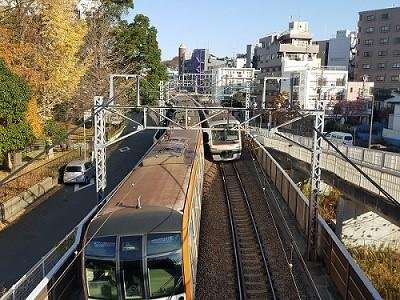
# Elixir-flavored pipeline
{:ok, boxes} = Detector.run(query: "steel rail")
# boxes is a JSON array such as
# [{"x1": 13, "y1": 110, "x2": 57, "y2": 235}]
[
  {"x1": 220, "y1": 163, "x2": 245, "y2": 300},
  {"x1": 220, "y1": 162, "x2": 277, "y2": 300}
]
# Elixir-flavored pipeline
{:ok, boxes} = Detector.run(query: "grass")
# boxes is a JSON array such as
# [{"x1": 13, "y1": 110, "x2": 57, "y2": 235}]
[
  {"x1": 347, "y1": 245, "x2": 400, "y2": 299},
  {"x1": 298, "y1": 180, "x2": 341, "y2": 223}
]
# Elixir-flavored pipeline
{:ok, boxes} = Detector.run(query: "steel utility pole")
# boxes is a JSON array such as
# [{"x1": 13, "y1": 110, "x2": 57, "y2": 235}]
[
  {"x1": 136, "y1": 76, "x2": 141, "y2": 107},
  {"x1": 307, "y1": 68, "x2": 324, "y2": 261},
  {"x1": 109, "y1": 74, "x2": 137, "y2": 104},
  {"x1": 94, "y1": 96, "x2": 106, "y2": 203},
  {"x1": 245, "y1": 81, "x2": 251, "y2": 131},
  {"x1": 261, "y1": 76, "x2": 289, "y2": 130}
]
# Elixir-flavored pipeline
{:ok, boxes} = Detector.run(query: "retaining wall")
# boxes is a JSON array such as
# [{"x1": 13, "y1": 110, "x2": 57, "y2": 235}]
[
  {"x1": 0, "y1": 177, "x2": 56, "y2": 222},
  {"x1": 257, "y1": 134, "x2": 400, "y2": 203},
  {"x1": 248, "y1": 135, "x2": 382, "y2": 300}
]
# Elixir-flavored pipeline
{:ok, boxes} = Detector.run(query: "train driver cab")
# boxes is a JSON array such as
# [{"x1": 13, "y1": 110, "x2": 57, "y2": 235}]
[{"x1": 84, "y1": 232, "x2": 184, "y2": 300}]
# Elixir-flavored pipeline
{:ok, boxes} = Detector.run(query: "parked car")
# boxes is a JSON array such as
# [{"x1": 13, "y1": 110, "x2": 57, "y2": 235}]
[
  {"x1": 63, "y1": 160, "x2": 95, "y2": 184},
  {"x1": 325, "y1": 131, "x2": 353, "y2": 146}
]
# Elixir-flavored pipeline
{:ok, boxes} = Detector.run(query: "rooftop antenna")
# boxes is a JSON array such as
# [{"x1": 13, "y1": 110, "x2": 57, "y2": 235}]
[{"x1": 136, "y1": 195, "x2": 142, "y2": 209}]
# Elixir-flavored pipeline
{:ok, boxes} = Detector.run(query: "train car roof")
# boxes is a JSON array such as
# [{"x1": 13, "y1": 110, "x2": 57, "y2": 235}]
[
  {"x1": 87, "y1": 207, "x2": 182, "y2": 238},
  {"x1": 205, "y1": 109, "x2": 240, "y2": 126},
  {"x1": 88, "y1": 129, "x2": 200, "y2": 236}
]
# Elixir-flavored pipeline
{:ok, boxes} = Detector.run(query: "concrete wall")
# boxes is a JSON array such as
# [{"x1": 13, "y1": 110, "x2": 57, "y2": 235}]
[
  {"x1": 248, "y1": 135, "x2": 381, "y2": 300},
  {"x1": 336, "y1": 198, "x2": 400, "y2": 250},
  {"x1": 0, "y1": 177, "x2": 56, "y2": 222},
  {"x1": 258, "y1": 134, "x2": 400, "y2": 202}
]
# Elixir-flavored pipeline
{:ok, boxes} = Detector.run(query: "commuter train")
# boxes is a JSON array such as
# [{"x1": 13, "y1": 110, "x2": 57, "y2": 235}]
[
  {"x1": 82, "y1": 106, "x2": 204, "y2": 300},
  {"x1": 205, "y1": 111, "x2": 242, "y2": 161}
]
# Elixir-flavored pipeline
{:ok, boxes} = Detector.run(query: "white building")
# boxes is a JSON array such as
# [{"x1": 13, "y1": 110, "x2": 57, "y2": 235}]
[
  {"x1": 212, "y1": 67, "x2": 255, "y2": 100},
  {"x1": 234, "y1": 56, "x2": 246, "y2": 69},
  {"x1": 281, "y1": 67, "x2": 348, "y2": 109},
  {"x1": 346, "y1": 81, "x2": 374, "y2": 101},
  {"x1": 383, "y1": 92, "x2": 400, "y2": 146},
  {"x1": 254, "y1": 21, "x2": 321, "y2": 75},
  {"x1": 253, "y1": 21, "x2": 322, "y2": 106},
  {"x1": 327, "y1": 30, "x2": 356, "y2": 67}
]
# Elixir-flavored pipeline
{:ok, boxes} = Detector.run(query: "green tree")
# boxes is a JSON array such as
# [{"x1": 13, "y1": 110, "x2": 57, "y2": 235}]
[
  {"x1": 114, "y1": 14, "x2": 167, "y2": 105},
  {"x1": 222, "y1": 92, "x2": 245, "y2": 107},
  {"x1": 69, "y1": 0, "x2": 134, "y2": 114},
  {"x1": 0, "y1": 59, "x2": 34, "y2": 164},
  {"x1": 43, "y1": 119, "x2": 67, "y2": 146}
]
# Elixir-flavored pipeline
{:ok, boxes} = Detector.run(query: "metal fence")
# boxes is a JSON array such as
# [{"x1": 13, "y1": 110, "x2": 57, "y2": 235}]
[
  {"x1": 0, "y1": 150, "x2": 80, "y2": 204},
  {"x1": 248, "y1": 134, "x2": 382, "y2": 300},
  {"x1": 254, "y1": 128, "x2": 400, "y2": 173},
  {"x1": 255, "y1": 133, "x2": 400, "y2": 201},
  {"x1": 0, "y1": 131, "x2": 162, "y2": 300}
]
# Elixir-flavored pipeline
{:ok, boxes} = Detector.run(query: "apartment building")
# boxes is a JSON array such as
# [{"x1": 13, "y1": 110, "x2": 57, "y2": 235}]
[
  {"x1": 355, "y1": 7, "x2": 400, "y2": 95},
  {"x1": 254, "y1": 21, "x2": 320, "y2": 75},
  {"x1": 252, "y1": 21, "x2": 322, "y2": 107},
  {"x1": 212, "y1": 67, "x2": 255, "y2": 101},
  {"x1": 281, "y1": 67, "x2": 348, "y2": 109}
]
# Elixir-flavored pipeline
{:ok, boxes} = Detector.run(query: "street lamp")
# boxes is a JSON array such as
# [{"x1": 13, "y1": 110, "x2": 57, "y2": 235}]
[
  {"x1": 83, "y1": 110, "x2": 91, "y2": 161},
  {"x1": 362, "y1": 75, "x2": 375, "y2": 149},
  {"x1": 368, "y1": 94, "x2": 375, "y2": 149}
]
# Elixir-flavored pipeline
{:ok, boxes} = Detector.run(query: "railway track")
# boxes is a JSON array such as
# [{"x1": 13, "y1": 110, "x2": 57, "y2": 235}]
[{"x1": 220, "y1": 162, "x2": 277, "y2": 300}]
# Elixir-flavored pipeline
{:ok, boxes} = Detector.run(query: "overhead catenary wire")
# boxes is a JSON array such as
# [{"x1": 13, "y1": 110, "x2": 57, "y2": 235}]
[
  {"x1": 248, "y1": 143, "x2": 322, "y2": 300},
  {"x1": 273, "y1": 111, "x2": 400, "y2": 207}
]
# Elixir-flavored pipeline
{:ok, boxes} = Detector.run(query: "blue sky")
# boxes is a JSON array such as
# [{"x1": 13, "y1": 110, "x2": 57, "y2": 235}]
[{"x1": 125, "y1": 0, "x2": 400, "y2": 60}]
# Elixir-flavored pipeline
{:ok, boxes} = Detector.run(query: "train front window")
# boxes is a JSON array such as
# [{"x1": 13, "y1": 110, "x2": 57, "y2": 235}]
[
  {"x1": 147, "y1": 233, "x2": 183, "y2": 299},
  {"x1": 148, "y1": 252, "x2": 183, "y2": 299},
  {"x1": 211, "y1": 125, "x2": 239, "y2": 144},
  {"x1": 147, "y1": 233, "x2": 180, "y2": 255},
  {"x1": 85, "y1": 259, "x2": 118, "y2": 300},
  {"x1": 120, "y1": 236, "x2": 145, "y2": 299},
  {"x1": 85, "y1": 236, "x2": 116, "y2": 258}
]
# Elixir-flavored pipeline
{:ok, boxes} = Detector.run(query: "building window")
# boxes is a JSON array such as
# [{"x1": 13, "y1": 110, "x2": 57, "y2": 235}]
[
  {"x1": 395, "y1": 37, "x2": 400, "y2": 44},
  {"x1": 336, "y1": 78, "x2": 346, "y2": 86},
  {"x1": 362, "y1": 64, "x2": 371, "y2": 69},
  {"x1": 363, "y1": 51, "x2": 372, "y2": 57},
  {"x1": 360, "y1": 75, "x2": 372, "y2": 81},
  {"x1": 367, "y1": 15, "x2": 376, "y2": 21},
  {"x1": 393, "y1": 50, "x2": 400, "y2": 57},
  {"x1": 380, "y1": 25, "x2": 390, "y2": 33},
  {"x1": 379, "y1": 37, "x2": 389, "y2": 45},
  {"x1": 376, "y1": 75, "x2": 385, "y2": 81},
  {"x1": 364, "y1": 39, "x2": 373, "y2": 46},
  {"x1": 378, "y1": 50, "x2": 388, "y2": 56},
  {"x1": 378, "y1": 63, "x2": 386, "y2": 69},
  {"x1": 350, "y1": 87, "x2": 353, "y2": 92},
  {"x1": 382, "y1": 13, "x2": 389, "y2": 20},
  {"x1": 366, "y1": 27, "x2": 375, "y2": 33},
  {"x1": 391, "y1": 75, "x2": 399, "y2": 81},
  {"x1": 392, "y1": 63, "x2": 400, "y2": 69}
]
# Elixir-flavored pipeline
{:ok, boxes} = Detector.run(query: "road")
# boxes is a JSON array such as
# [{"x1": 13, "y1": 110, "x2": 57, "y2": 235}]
[{"x1": 0, "y1": 122, "x2": 155, "y2": 289}]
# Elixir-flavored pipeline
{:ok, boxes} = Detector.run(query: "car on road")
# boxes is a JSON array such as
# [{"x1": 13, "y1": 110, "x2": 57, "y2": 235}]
[
  {"x1": 63, "y1": 160, "x2": 95, "y2": 184},
  {"x1": 325, "y1": 131, "x2": 353, "y2": 146}
]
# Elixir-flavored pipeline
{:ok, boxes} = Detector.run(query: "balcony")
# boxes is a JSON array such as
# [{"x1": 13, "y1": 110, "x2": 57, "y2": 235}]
[{"x1": 278, "y1": 43, "x2": 319, "y2": 54}]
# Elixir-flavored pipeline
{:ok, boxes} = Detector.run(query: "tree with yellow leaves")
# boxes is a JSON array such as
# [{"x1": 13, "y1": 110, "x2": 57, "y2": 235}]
[
  {"x1": 0, "y1": 27, "x2": 45, "y2": 137},
  {"x1": 37, "y1": 0, "x2": 91, "y2": 118}
]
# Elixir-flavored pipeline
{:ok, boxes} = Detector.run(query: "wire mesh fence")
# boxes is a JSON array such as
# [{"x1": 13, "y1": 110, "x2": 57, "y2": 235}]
[{"x1": 0, "y1": 228, "x2": 78, "y2": 300}]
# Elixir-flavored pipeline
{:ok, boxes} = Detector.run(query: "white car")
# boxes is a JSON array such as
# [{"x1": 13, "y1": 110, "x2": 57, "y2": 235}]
[
  {"x1": 63, "y1": 160, "x2": 95, "y2": 184},
  {"x1": 325, "y1": 131, "x2": 353, "y2": 146}
]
